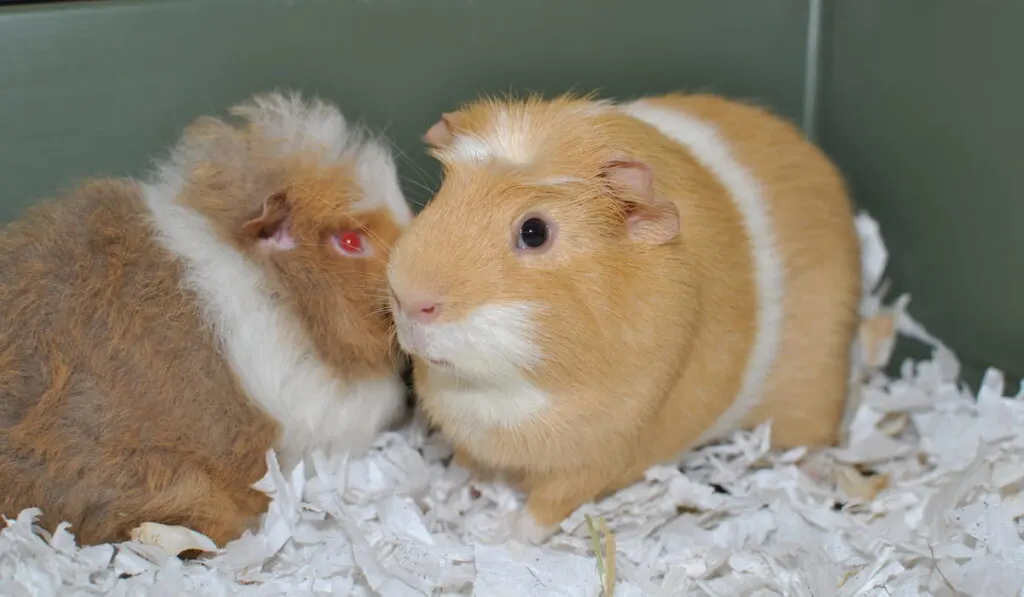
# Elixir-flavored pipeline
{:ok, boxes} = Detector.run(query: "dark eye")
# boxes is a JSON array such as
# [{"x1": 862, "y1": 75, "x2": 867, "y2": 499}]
[{"x1": 517, "y1": 217, "x2": 549, "y2": 250}]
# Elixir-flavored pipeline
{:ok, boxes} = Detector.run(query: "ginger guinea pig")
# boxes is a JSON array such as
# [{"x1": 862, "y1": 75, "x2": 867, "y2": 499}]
[
  {"x1": 387, "y1": 92, "x2": 862, "y2": 543},
  {"x1": 0, "y1": 92, "x2": 413, "y2": 546}
]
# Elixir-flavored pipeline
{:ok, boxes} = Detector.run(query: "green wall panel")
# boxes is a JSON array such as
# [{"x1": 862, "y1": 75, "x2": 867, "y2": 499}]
[
  {"x1": 11, "y1": 0, "x2": 1015, "y2": 383},
  {"x1": 0, "y1": 0, "x2": 810, "y2": 219},
  {"x1": 818, "y1": 0, "x2": 1024, "y2": 382}
]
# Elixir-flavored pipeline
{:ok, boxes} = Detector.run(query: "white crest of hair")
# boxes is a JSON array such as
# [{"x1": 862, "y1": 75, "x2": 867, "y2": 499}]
[
  {"x1": 447, "y1": 135, "x2": 499, "y2": 163},
  {"x1": 140, "y1": 92, "x2": 407, "y2": 467},
  {"x1": 527, "y1": 175, "x2": 588, "y2": 187},
  {"x1": 442, "y1": 106, "x2": 539, "y2": 165},
  {"x1": 233, "y1": 91, "x2": 353, "y2": 162},
  {"x1": 618, "y1": 100, "x2": 786, "y2": 445},
  {"x1": 233, "y1": 91, "x2": 413, "y2": 227},
  {"x1": 443, "y1": 99, "x2": 611, "y2": 165}
]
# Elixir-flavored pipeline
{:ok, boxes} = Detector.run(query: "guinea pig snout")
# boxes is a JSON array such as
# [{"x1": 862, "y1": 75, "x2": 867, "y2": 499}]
[
  {"x1": 390, "y1": 303, "x2": 431, "y2": 355},
  {"x1": 390, "y1": 287, "x2": 443, "y2": 325}
]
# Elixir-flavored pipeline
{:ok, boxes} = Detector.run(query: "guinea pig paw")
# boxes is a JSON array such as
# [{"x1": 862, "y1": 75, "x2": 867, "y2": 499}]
[{"x1": 509, "y1": 507, "x2": 558, "y2": 545}]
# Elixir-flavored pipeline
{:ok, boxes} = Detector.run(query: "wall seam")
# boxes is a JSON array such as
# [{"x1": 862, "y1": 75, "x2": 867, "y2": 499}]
[{"x1": 801, "y1": 0, "x2": 825, "y2": 141}]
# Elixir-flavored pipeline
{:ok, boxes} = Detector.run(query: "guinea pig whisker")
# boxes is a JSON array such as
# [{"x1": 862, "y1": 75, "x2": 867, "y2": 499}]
[
  {"x1": 355, "y1": 232, "x2": 398, "y2": 268},
  {"x1": 394, "y1": 157, "x2": 438, "y2": 189},
  {"x1": 358, "y1": 226, "x2": 389, "y2": 248},
  {"x1": 380, "y1": 136, "x2": 440, "y2": 188},
  {"x1": 397, "y1": 177, "x2": 436, "y2": 207},
  {"x1": 372, "y1": 306, "x2": 397, "y2": 319},
  {"x1": 366, "y1": 253, "x2": 394, "y2": 268}
]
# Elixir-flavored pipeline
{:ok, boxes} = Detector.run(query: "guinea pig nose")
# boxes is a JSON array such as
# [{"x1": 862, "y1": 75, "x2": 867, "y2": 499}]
[{"x1": 403, "y1": 298, "x2": 442, "y2": 324}]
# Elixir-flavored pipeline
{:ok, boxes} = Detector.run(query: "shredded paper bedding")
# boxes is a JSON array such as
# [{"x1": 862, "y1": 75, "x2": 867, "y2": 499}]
[{"x1": 3, "y1": 213, "x2": 1023, "y2": 597}]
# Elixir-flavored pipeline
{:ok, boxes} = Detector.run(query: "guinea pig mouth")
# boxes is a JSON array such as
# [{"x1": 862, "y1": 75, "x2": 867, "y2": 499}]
[{"x1": 426, "y1": 357, "x2": 452, "y2": 368}]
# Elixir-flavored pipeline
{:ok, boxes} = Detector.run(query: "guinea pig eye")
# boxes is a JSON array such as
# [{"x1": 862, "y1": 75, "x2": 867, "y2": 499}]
[
  {"x1": 516, "y1": 216, "x2": 551, "y2": 251},
  {"x1": 331, "y1": 230, "x2": 369, "y2": 257}
]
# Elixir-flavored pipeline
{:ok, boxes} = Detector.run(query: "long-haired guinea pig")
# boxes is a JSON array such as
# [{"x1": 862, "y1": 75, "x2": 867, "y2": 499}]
[
  {"x1": 0, "y1": 92, "x2": 414, "y2": 547},
  {"x1": 387, "y1": 92, "x2": 862, "y2": 543}
]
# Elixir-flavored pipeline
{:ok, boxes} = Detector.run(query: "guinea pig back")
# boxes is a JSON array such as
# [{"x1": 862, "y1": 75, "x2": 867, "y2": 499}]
[
  {"x1": 388, "y1": 93, "x2": 862, "y2": 543},
  {"x1": 0, "y1": 92, "x2": 413, "y2": 546}
]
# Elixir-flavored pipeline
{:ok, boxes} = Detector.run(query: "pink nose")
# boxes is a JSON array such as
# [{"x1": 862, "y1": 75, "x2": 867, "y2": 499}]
[
  {"x1": 405, "y1": 300, "x2": 441, "y2": 323},
  {"x1": 394, "y1": 294, "x2": 442, "y2": 323}
]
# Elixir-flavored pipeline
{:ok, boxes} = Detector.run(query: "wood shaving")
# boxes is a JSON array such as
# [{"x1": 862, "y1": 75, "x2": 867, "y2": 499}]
[
  {"x1": 128, "y1": 522, "x2": 217, "y2": 557},
  {"x1": 835, "y1": 465, "x2": 890, "y2": 503}
]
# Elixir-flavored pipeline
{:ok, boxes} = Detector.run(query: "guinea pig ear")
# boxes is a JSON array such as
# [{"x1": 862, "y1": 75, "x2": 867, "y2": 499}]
[
  {"x1": 422, "y1": 113, "x2": 458, "y2": 148},
  {"x1": 600, "y1": 156, "x2": 680, "y2": 246},
  {"x1": 240, "y1": 190, "x2": 296, "y2": 251}
]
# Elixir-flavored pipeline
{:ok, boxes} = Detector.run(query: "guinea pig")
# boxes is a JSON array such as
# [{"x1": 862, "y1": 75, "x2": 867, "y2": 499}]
[
  {"x1": 0, "y1": 92, "x2": 413, "y2": 547},
  {"x1": 386, "y1": 92, "x2": 862, "y2": 544}
]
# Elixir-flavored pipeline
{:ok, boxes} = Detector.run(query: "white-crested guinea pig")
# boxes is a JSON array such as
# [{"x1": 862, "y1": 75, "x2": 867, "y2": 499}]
[
  {"x1": 387, "y1": 92, "x2": 862, "y2": 543},
  {"x1": 0, "y1": 92, "x2": 413, "y2": 546}
]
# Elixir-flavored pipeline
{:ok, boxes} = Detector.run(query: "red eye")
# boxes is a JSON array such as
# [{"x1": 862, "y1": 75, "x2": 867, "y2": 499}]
[{"x1": 333, "y1": 230, "x2": 366, "y2": 256}]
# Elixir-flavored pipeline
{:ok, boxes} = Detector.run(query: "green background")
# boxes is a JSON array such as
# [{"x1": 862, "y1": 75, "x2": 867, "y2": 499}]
[{"x1": 0, "y1": 0, "x2": 1019, "y2": 386}]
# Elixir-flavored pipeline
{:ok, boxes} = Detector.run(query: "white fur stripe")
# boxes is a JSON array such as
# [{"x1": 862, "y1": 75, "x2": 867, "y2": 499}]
[{"x1": 619, "y1": 100, "x2": 785, "y2": 445}]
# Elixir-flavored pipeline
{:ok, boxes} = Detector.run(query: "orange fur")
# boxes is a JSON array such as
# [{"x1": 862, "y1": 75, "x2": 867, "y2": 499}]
[
  {"x1": 389, "y1": 92, "x2": 861, "y2": 538},
  {"x1": 0, "y1": 95, "x2": 406, "y2": 546}
]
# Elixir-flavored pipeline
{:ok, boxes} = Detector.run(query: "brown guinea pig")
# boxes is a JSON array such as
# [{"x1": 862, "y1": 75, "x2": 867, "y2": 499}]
[
  {"x1": 0, "y1": 92, "x2": 413, "y2": 547},
  {"x1": 386, "y1": 92, "x2": 862, "y2": 544}
]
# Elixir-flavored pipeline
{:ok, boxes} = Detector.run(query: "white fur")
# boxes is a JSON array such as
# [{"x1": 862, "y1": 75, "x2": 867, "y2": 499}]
[
  {"x1": 510, "y1": 507, "x2": 557, "y2": 545},
  {"x1": 424, "y1": 372, "x2": 550, "y2": 434},
  {"x1": 618, "y1": 100, "x2": 786, "y2": 445},
  {"x1": 445, "y1": 107, "x2": 537, "y2": 165},
  {"x1": 527, "y1": 176, "x2": 587, "y2": 187},
  {"x1": 235, "y1": 92, "x2": 413, "y2": 227},
  {"x1": 233, "y1": 92, "x2": 354, "y2": 162},
  {"x1": 392, "y1": 301, "x2": 550, "y2": 429},
  {"x1": 442, "y1": 102, "x2": 610, "y2": 165},
  {"x1": 448, "y1": 135, "x2": 500, "y2": 163},
  {"x1": 351, "y1": 137, "x2": 414, "y2": 227},
  {"x1": 141, "y1": 92, "x2": 408, "y2": 465},
  {"x1": 393, "y1": 301, "x2": 544, "y2": 380}
]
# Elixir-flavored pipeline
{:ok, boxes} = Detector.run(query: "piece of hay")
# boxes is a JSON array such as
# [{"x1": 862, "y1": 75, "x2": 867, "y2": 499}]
[{"x1": 585, "y1": 514, "x2": 617, "y2": 596}]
